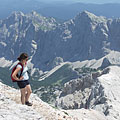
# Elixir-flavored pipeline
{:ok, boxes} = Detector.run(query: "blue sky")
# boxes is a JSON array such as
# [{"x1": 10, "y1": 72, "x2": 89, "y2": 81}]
[
  {"x1": 38, "y1": 0, "x2": 120, "y2": 4},
  {"x1": 75, "y1": 0, "x2": 120, "y2": 3}
]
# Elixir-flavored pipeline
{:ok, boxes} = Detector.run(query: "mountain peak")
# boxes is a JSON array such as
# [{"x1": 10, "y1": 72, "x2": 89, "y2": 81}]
[
  {"x1": 7, "y1": 11, "x2": 24, "y2": 21},
  {"x1": 29, "y1": 10, "x2": 39, "y2": 16},
  {"x1": 76, "y1": 11, "x2": 96, "y2": 19},
  {"x1": 81, "y1": 11, "x2": 95, "y2": 17},
  {"x1": 75, "y1": 11, "x2": 106, "y2": 23},
  {"x1": 10, "y1": 11, "x2": 24, "y2": 17}
]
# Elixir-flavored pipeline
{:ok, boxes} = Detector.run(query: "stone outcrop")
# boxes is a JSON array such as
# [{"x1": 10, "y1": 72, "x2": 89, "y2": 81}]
[
  {"x1": 0, "y1": 81, "x2": 75, "y2": 120},
  {"x1": 56, "y1": 66, "x2": 120, "y2": 120}
]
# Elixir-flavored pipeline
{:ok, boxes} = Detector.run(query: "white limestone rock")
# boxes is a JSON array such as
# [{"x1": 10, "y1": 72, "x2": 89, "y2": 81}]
[
  {"x1": 0, "y1": 81, "x2": 108, "y2": 120},
  {"x1": 56, "y1": 65, "x2": 120, "y2": 120}
]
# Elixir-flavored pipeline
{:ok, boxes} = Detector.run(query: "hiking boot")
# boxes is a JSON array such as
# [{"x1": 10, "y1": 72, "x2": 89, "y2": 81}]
[{"x1": 25, "y1": 101, "x2": 32, "y2": 106}]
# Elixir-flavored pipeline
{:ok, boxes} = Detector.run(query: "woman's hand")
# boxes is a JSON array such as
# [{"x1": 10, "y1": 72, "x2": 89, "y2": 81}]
[{"x1": 19, "y1": 76, "x2": 24, "y2": 81}]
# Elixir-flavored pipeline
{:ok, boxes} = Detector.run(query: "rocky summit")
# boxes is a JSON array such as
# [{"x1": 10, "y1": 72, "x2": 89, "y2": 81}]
[{"x1": 0, "y1": 81, "x2": 107, "y2": 120}]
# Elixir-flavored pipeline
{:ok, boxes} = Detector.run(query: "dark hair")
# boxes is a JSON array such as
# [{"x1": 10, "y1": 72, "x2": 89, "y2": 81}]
[{"x1": 17, "y1": 53, "x2": 29, "y2": 61}]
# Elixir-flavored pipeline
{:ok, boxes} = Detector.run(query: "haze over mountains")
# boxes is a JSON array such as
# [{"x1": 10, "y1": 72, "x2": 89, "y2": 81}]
[{"x1": 1, "y1": 0, "x2": 120, "y2": 20}]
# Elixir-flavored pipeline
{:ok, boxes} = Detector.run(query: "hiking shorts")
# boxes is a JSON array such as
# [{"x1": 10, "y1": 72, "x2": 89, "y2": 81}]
[{"x1": 17, "y1": 80, "x2": 30, "y2": 89}]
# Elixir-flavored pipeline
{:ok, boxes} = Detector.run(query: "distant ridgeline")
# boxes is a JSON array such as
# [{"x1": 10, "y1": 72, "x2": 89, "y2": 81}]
[{"x1": 1, "y1": 1, "x2": 120, "y2": 20}]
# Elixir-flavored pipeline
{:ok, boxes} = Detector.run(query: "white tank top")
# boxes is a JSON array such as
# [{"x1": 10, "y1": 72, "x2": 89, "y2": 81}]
[{"x1": 17, "y1": 64, "x2": 29, "y2": 81}]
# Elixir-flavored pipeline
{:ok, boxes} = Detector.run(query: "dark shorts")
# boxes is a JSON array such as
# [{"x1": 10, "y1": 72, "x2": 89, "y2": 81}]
[{"x1": 17, "y1": 80, "x2": 30, "y2": 89}]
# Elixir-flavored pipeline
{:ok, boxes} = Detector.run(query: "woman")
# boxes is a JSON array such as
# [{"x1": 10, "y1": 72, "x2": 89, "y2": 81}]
[{"x1": 12, "y1": 53, "x2": 32, "y2": 106}]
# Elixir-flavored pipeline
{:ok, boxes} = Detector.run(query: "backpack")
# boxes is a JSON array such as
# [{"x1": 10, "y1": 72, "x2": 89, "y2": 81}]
[{"x1": 11, "y1": 62, "x2": 24, "y2": 82}]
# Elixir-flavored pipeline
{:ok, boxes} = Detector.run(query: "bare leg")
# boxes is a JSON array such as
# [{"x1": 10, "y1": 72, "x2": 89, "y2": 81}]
[
  {"x1": 20, "y1": 88, "x2": 26, "y2": 104},
  {"x1": 25, "y1": 84, "x2": 32, "y2": 102}
]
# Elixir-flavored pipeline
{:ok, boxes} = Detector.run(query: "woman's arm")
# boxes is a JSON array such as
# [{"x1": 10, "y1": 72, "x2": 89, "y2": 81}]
[{"x1": 12, "y1": 67, "x2": 24, "y2": 81}]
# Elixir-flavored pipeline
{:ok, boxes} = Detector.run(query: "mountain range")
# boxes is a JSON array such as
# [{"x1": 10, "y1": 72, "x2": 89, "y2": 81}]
[{"x1": 1, "y1": 11, "x2": 120, "y2": 71}]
